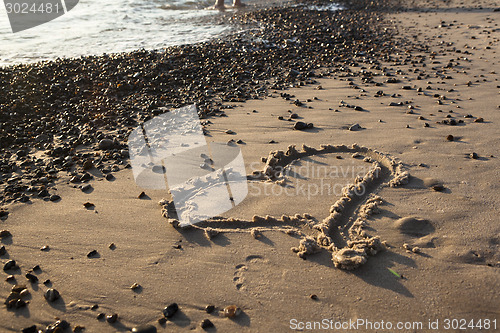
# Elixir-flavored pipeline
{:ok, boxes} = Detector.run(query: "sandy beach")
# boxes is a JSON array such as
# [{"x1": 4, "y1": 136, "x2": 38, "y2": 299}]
[{"x1": 1, "y1": 0, "x2": 499, "y2": 332}]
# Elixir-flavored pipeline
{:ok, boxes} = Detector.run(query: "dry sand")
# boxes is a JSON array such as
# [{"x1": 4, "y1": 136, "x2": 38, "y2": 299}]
[{"x1": 1, "y1": 0, "x2": 500, "y2": 332}]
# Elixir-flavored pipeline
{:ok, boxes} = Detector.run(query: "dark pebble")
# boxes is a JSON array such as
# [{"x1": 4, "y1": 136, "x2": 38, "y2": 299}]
[
  {"x1": 105, "y1": 173, "x2": 115, "y2": 181},
  {"x1": 290, "y1": 113, "x2": 298, "y2": 119},
  {"x1": 106, "y1": 314, "x2": 118, "y2": 323},
  {"x1": 201, "y1": 319, "x2": 214, "y2": 330},
  {"x1": 474, "y1": 117, "x2": 484, "y2": 123},
  {"x1": 3, "y1": 260, "x2": 17, "y2": 271},
  {"x1": 45, "y1": 320, "x2": 69, "y2": 333},
  {"x1": 0, "y1": 245, "x2": 6, "y2": 256},
  {"x1": 354, "y1": 106, "x2": 363, "y2": 111},
  {"x1": 205, "y1": 304, "x2": 215, "y2": 313},
  {"x1": 21, "y1": 325, "x2": 37, "y2": 333},
  {"x1": 32, "y1": 265, "x2": 41, "y2": 272},
  {"x1": 0, "y1": 230, "x2": 12, "y2": 238},
  {"x1": 138, "y1": 191, "x2": 147, "y2": 199},
  {"x1": 49, "y1": 194, "x2": 60, "y2": 201},
  {"x1": 44, "y1": 288, "x2": 60, "y2": 302},
  {"x1": 25, "y1": 273, "x2": 38, "y2": 283},
  {"x1": 157, "y1": 318, "x2": 167, "y2": 325},
  {"x1": 97, "y1": 313, "x2": 105, "y2": 320},
  {"x1": 81, "y1": 184, "x2": 92, "y2": 192},
  {"x1": 432, "y1": 185, "x2": 445, "y2": 192},
  {"x1": 293, "y1": 121, "x2": 307, "y2": 130},
  {"x1": 446, "y1": 135, "x2": 454, "y2": 141},
  {"x1": 163, "y1": 303, "x2": 179, "y2": 318},
  {"x1": 87, "y1": 250, "x2": 98, "y2": 258},
  {"x1": 132, "y1": 324, "x2": 157, "y2": 333},
  {"x1": 470, "y1": 152, "x2": 478, "y2": 159}
]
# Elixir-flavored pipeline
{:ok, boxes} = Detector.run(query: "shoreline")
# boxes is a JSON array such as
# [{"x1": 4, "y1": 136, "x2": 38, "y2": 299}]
[{"x1": 1, "y1": 0, "x2": 500, "y2": 331}]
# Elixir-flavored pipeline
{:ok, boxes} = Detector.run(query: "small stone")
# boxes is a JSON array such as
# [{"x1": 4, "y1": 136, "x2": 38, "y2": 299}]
[
  {"x1": 349, "y1": 123, "x2": 362, "y2": 131},
  {"x1": 163, "y1": 303, "x2": 179, "y2": 318},
  {"x1": 201, "y1": 319, "x2": 214, "y2": 330},
  {"x1": 32, "y1": 265, "x2": 41, "y2": 272},
  {"x1": 91, "y1": 304, "x2": 99, "y2": 310},
  {"x1": 138, "y1": 192, "x2": 147, "y2": 199},
  {"x1": 446, "y1": 135, "x2": 454, "y2": 141},
  {"x1": 132, "y1": 324, "x2": 157, "y2": 333},
  {"x1": 6, "y1": 275, "x2": 15, "y2": 282},
  {"x1": 25, "y1": 273, "x2": 38, "y2": 283},
  {"x1": 97, "y1": 313, "x2": 105, "y2": 320},
  {"x1": 424, "y1": 123, "x2": 430, "y2": 127},
  {"x1": 41, "y1": 245, "x2": 50, "y2": 251},
  {"x1": 310, "y1": 294, "x2": 318, "y2": 300},
  {"x1": 21, "y1": 325, "x2": 37, "y2": 333},
  {"x1": 222, "y1": 305, "x2": 241, "y2": 318},
  {"x1": 82, "y1": 159, "x2": 94, "y2": 170},
  {"x1": 402, "y1": 85, "x2": 412, "y2": 90},
  {"x1": 0, "y1": 230, "x2": 12, "y2": 238},
  {"x1": 81, "y1": 184, "x2": 92, "y2": 192},
  {"x1": 432, "y1": 184, "x2": 445, "y2": 192},
  {"x1": 225, "y1": 129, "x2": 235, "y2": 134},
  {"x1": 293, "y1": 121, "x2": 307, "y2": 130},
  {"x1": 44, "y1": 288, "x2": 60, "y2": 302},
  {"x1": 205, "y1": 304, "x2": 216, "y2": 313},
  {"x1": 73, "y1": 325, "x2": 85, "y2": 332},
  {"x1": 3, "y1": 260, "x2": 17, "y2": 271},
  {"x1": 43, "y1": 279, "x2": 51, "y2": 285},
  {"x1": 412, "y1": 247, "x2": 421, "y2": 254},
  {"x1": 109, "y1": 243, "x2": 116, "y2": 250},
  {"x1": 49, "y1": 194, "x2": 61, "y2": 202},
  {"x1": 474, "y1": 117, "x2": 484, "y2": 123},
  {"x1": 45, "y1": 320, "x2": 70, "y2": 333},
  {"x1": 0, "y1": 245, "x2": 6, "y2": 256},
  {"x1": 354, "y1": 106, "x2": 363, "y2": 111},
  {"x1": 106, "y1": 314, "x2": 118, "y2": 323},
  {"x1": 20, "y1": 289, "x2": 30, "y2": 298},
  {"x1": 290, "y1": 113, "x2": 298, "y2": 119},
  {"x1": 157, "y1": 318, "x2": 167, "y2": 325},
  {"x1": 87, "y1": 250, "x2": 98, "y2": 258},
  {"x1": 83, "y1": 202, "x2": 94, "y2": 209},
  {"x1": 105, "y1": 173, "x2": 115, "y2": 181},
  {"x1": 130, "y1": 283, "x2": 141, "y2": 290},
  {"x1": 98, "y1": 139, "x2": 115, "y2": 150}
]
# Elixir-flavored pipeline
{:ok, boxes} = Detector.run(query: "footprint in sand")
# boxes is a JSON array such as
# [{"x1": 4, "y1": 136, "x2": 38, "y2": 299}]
[{"x1": 233, "y1": 255, "x2": 266, "y2": 290}]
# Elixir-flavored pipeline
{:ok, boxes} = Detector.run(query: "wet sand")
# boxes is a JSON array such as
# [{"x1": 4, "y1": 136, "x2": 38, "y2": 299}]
[{"x1": 1, "y1": 0, "x2": 499, "y2": 332}]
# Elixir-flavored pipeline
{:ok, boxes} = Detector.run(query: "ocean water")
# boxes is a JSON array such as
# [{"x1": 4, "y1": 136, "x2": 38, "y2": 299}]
[
  {"x1": 0, "y1": 0, "x2": 341, "y2": 67},
  {"x1": 0, "y1": 0, "x2": 249, "y2": 67}
]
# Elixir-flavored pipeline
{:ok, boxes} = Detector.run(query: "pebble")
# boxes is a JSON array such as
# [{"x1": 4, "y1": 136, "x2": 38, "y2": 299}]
[
  {"x1": 432, "y1": 184, "x2": 445, "y2": 192},
  {"x1": 225, "y1": 129, "x2": 235, "y2": 134},
  {"x1": 97, "y1": 313, "x2": 105, "y2": 320},
  {"x1": 349, "y1": 124, "x2": 362, "y2": 131},
  {"x1": 157, "y1": 317, "x2": 167, "y2": 325},
  {"x1": 0, "y1": 245, "x2": 6, "y2": 256},
  {"x1": 474, "y1": 117, "x2": 484, "y2": 122},
  {"x1": 49, "y1": 194, "x2": 61, "y2": 201},
  {"x1": 44, "y1": 288, "x2": 60, "y2": 302},
  {"x1": 132, "y1": 324, "x2": 157, "y2": 333},
  {"x1": 201, "y1": 319, "x2": 214, "y2": 329},
  {"x1": 21, "y1": 326, "x2": 37, "y2": 333},
  {"x1": 138, "y1": 191, "x2": 147, "y2": 199},
  {"x1": 74, "y1": 325, "x2": 86, "y2": 332},
  {"x1": 222, "y1": 305, "x2": 241, "y2": 318},
  {"x1": 354, "y1": 106, "x2": 364, "y2": 111},
  {"x1": 105, "y1": 173, "x2": 115, "y2": 181},
  {"x1": 12, "y1": 284, "x2": 27, "y2": 293},
  {"x1": 45, "y1": 320, "x2": 69, "y2": 333},
  {"x1": 3, "y1": 260, "x2": 18, "y2": 271},
  {"x1": 87, "y1": 250, "x2": 99, "y2": 258},
  {"x1": 130, "y1": 283, "x2": 141, "y2": 290},
  {"x1": 25, "y1": 273, "x2": 38, "y2": 283},
  {"x1": 470, "y1": 152, "x2": 479, "y2": 159},
  {"x1": 205, "y1": 304, "x2": 216, "y2": 313},
  {"x1": 83, "y1": 202, "x2": 95, "y2": 209},
  {"x1": 41, "y1": 245, "x2": 50, "y2": 251},
  {"x1": 98, "y1": 139, "x2": 115, "y2": 150},
  {"x1": 0, "y1": 230, "x2": 12, "y2": 238},
  {"x1": 106, "y1": 313, "x2": 118, "y2": 323},
  {"x1": 446, "y1": 135, "x2": 454, "y2": 141},
  {"x1": 81, "y1": 184, "x2": 92, "y2": 192},
  {"x1": 163, "y1": 303, "x2": 179, "y2": 318},
  {"x1": 293, "y1": 121, "x2": 307, "y2": 130}
]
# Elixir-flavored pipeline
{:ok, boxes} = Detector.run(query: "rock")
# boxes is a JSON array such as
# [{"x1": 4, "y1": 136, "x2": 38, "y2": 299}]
[
  {"x1": 470, "y1": 152, "x2": 479, "y2": 159},
  {"x1": 44, "y1": 288, "x2": 60, "y2": 302},
  {"x1": 446, "y1": 134, "x2": 454, "y2": 141},
  {"x1": 45, "y1": 320, "x2": 69, "y2": 333},
  {"x1": 21, "y1": 325, "x2": 37, "y2": 333},
  {"x1": 81, "y1": 184, "x2": 92, "y2": 192},
  {"x1": 106, "y1": 314, "x2": 118, "y2": 323},
  {"x1": 87, "y1": 250, "x2": 98, "y2": 258},
  {"x1": 25, "y1": 273, "x2": 38, "y2": 283},
  {"x1": 0, "y1": 210, "x2": 8, "y2": 218},
  {"x1": 157, "y1": 318, "x2": 167, "y2": 325},
  {"x1": 105, "y1": 173, "x2": 115, "y2": 181},
  {"x1": 432, "y1": 184, "x2": 445, "y2": 192},
  {"x1": 0, "y1": 246, "x2": 6, "y2": 256},
  {"x1": 163, "y1": 303, "x2": 179, "y2": 318},
  {"x1": 83, "y1": 202, "x2": 95, "y2": 209},
  {"x1": 222, "y1": 305, "x2": 241, "y2": 318},
  {"x1": 349, "y1": 124, "x2": 362, "y2": 131},
  {"x1": 138, "y1": 192, "x2": 147, "y2": 199},
  {"x1": 293, "y1": 121, "x2": 307, "y2": 130},
  {"x1": 3, "y1": 260, "x2": 17, "y2": 271},
  {"x1": 474, "y1": 117, "x2": 484, "y2": 123},
  {"x1": 130, "y1": 283, "x2": 141, "y2": 290},
  {"x1": 0, "y1": 230, "x2": 12, "y2": 238},
  {"x1": 132, "y1": 325, "x2": 157, "y2": 333},
  {"x1": 82, "y1": 159, "x2": 94, "y2": 170},
  {"x1": 354, "y1": 106, "x2": 363, "y2": 111},
  {"x1": 98, "y1": 139, "x2": 115, "y2": 150},
  {"x1": 49, "y1": 194, "x2": 60, "y2": 201},
  {"x1": 225, "y1": 129, "x2": 235, "y2": 134},
  {"x1": 205, "y1": 304, "x2": 215, "y2": 313},
  {"x1": 201, "y1": 319, "x2": 214, "y2": 329},
  {"x1": 41, "y1": 245, "x2": 50, "y2": 251},
  {"x1": 97, "y1": 313, "x2": 105, "y2": 320},
  {"x1": 290, "y1": 113, "x2": 298, "y2": 119}
]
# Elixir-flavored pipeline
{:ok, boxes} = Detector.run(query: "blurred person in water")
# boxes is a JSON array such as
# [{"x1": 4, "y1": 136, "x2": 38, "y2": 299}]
[{"x1": 211, "y1": 0, "x2": 245, "y2": 9}]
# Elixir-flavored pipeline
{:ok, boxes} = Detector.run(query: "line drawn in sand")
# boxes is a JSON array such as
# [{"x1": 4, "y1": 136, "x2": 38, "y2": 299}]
[{"x1": 162, "y1": 143, "x2": 412, "y2": 270}]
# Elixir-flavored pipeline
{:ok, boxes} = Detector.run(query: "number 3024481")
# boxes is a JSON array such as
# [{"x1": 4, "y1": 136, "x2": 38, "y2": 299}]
[{"x1": 5, "y1": 2, "x2": 62, "y2": 14}]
